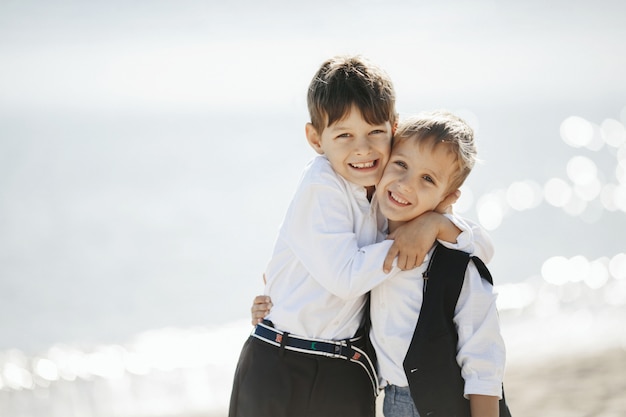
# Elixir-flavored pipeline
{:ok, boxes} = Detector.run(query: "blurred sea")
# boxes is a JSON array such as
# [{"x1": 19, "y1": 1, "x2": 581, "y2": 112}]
[{"x1": 1, "y1": 103, "x2": 626, "y2": 416}]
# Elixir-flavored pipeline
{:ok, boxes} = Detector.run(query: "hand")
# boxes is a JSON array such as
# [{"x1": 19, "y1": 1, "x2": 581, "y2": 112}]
[
  {"x1": 250, "y1": 295, "x2": 273, "y2": 326},
  {"x1": 383, "y1": 212, "x2": 441, "y2": 272},
  {"x1": 434, "y1": 189, "x2": 460, "y2": 214}
]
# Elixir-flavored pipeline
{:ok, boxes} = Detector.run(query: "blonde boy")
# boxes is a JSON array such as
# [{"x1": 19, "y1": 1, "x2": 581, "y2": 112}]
[{"x1": 372, "y1": 111, "x2": 507, "y2": 417}]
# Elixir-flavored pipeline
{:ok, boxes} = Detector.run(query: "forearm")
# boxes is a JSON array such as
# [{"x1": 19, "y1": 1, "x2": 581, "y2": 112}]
[
  {"x1": 436, "y1": 214, "x2": 461, "y2": 243},
  {"x1": 469, "y1": 394, "x2": 499, "y2": 417},
  {"x1": 292, "y1": 231, "x2": 397, "y2": 298}
]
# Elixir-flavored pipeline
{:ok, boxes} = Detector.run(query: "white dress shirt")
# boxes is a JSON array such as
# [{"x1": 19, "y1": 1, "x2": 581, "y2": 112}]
[
  {"x1": 264, "y1": 156, "x2": 492, "y2": 341},
  {"x1": 370, "y1": 247, "x2": 505, "y2": 398}
]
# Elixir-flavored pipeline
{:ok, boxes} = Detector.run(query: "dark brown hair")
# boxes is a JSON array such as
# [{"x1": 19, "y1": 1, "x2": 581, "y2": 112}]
[{"x1": 307, "y1": 55, "x2": 397, "y2": 133}]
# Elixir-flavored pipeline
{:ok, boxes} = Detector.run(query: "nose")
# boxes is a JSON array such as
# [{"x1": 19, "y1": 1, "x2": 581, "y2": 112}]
[
  {"x1": 397, "y1": 174, "x2": 413, "y2": 193},
  {"x1": 354, "y1": 135, "x2": 372, "y2": 155}
]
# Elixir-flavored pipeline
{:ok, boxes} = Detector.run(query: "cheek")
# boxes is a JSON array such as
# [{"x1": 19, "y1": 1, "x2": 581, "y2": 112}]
[
  {"x1": 419, "y1": 189, "x2": 441, "y2": 207},
  {"x1": 431, "y1": 192, "x2": 449, "y2": 207},
  {"x1": 378, "y1": 142, "x2": 392, "y2": 157}
]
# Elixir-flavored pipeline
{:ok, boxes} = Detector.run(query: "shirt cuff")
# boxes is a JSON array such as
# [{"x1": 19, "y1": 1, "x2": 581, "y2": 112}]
[
  {"x1": 463, "y1": 378, "x2": 503, "y2": 399},
  {"x1": 437, "y1": 213, "x2": 474, "y2": 253}
]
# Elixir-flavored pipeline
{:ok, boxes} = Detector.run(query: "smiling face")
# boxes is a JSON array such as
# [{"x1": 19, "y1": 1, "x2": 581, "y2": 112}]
[
  {"x1": 306, "y1": 105, "x2": 393, "y2": 188},
  {"x1": 376, "y1": 137, "x2": 458, "y2": 224}
]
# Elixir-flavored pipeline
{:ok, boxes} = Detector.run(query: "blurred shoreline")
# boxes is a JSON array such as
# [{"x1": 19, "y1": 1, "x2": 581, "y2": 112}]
[
  {"x1": 505, "y1": 346, "x2": 626, "y2": 417},
  {"x1": 2, "y1": 280, "x2": 625, "y2": 417}
]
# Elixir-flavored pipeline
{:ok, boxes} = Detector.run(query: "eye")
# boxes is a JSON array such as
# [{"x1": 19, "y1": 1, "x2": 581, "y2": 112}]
[
  {"x1": 393, "y1": 160, "x2": 408, "y2": 169},
  {"x1": 370, "y1": 129, "x2": 385, "y2": 135},
  {"x1": 336, "y1": 132, "x2": 351, "y2": 139},
  {"x1": 422, "y1": 175, "x2": 435, "y2": 184}
]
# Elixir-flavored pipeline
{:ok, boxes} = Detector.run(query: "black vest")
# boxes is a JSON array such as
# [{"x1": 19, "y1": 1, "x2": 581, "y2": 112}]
[{"x1": 402, "y1": 244, "x2": 512, "y2": 417}]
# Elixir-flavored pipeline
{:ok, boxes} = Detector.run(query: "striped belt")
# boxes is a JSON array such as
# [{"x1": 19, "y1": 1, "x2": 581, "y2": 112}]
[{"x1": 252, "y1": 321, "x2": 379, "y2": 395}]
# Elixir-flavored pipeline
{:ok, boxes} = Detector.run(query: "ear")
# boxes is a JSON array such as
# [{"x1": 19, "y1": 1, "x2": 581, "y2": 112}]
[
  {"x1": 391, "y1": 120, "x2": 398, "y2": 136},
  {"x1": 434, "y1": 189, "x2": 460, "y2": 214},
  {"x1": 305, "y1": 123, "x2": 324, "y2": 155}
]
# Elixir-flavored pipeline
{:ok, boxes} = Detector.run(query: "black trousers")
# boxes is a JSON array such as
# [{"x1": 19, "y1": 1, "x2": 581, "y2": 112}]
[{"x1": 228, "y1": 335, "x2": 376, "y2": 417}]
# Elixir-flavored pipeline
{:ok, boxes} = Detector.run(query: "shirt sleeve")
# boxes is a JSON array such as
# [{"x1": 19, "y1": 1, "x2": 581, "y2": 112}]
[
  {"x1": 454, "y1": 262, "x2": 506, "y2": 398},
  {"x1": 438, "y1": 214, "x2": 495, "y2": 263},
  {"x1": 281, "y1": 176, "x2": 396, "y2": 300}
]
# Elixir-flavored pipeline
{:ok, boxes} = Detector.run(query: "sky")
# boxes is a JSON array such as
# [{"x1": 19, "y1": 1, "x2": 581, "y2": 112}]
[{"x1": 2, "y1": 0, "x2": 625, "y2": 113}]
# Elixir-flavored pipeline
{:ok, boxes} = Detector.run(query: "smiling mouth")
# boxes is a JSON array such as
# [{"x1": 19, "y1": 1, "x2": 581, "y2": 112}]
[
  {"x1": 349, "y1": 160, "x2": 377, "y2": 169},
  {"x1": 389, "y1": 191, "x2": 410, "y2": 206}
]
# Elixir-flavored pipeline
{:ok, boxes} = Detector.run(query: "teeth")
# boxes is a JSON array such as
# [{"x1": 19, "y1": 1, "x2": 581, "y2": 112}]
[
  {"x1": 350, "y1": 161, "x2": 375, "y2": 169},
  {"x1": 390, "y1": 192, "x2": 409, "y2": 205}
]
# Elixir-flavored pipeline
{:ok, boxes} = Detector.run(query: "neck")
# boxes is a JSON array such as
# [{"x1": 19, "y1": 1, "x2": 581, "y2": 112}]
[{"x1": 387, "y1": 219, "x2": 408, "y2": 234}]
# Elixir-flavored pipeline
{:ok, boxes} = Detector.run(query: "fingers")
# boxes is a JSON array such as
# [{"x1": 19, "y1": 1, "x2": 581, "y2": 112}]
[
  {"x1": 385, "y1": 239, "x2": 422, "y2": 272},
  {"x1": 383, "y1": 243, "x2": 399, "y2": 273},
  {"x1": 397, "y1": 254, "x2": 420, "y2": 271},
  {"x1": 250, "y1": 296, "x2": 273, "y2": 326},
  {"x1": 253, "y1": 295, "x2": 270, "y2": 304}
]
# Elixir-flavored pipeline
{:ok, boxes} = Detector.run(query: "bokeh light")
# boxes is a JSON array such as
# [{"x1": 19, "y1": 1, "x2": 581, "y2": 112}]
[
  {"x1": 506, "y1": 180, "x2": 543, "y2": 211},
  {"x1": 613, "y1": 185, "x2": 626, "y2": 211},
  {"x1": 585, "y1": 259, "x2": 610, "y2": 289},
  {"x1": 566, "y1": 156, "x2": 597, "y2": 186},
  {"x1": 33, "y1": 357, "x2": 59, "y2": 382},
  {"x1": 573, "y1": 178, "x2": 602, "y2": 202},
  {"x1": 560, "y1": 116, "x2": 594, "y2": 148},
  {"x1": 544, "y1": 177, "x2": 573, "y2": 207},
  {"x1": 601, "y1": 118, "x2": 626, "y2": 148},
  {"x1": 600, "y1": 184, "x2": 619, "y2": 211},
  {"x1": 540, "y1": 254, "x2": 624, "y2": 289},
  {"x1": 476, "y1": 192, "x2": 505, "y2": 230},
  {"x1": 609, "y1": 253, "x2": 626, "y2": 280},
  {"x1": 541, "y1": 256, "x2": 570, "y2": 285}
]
